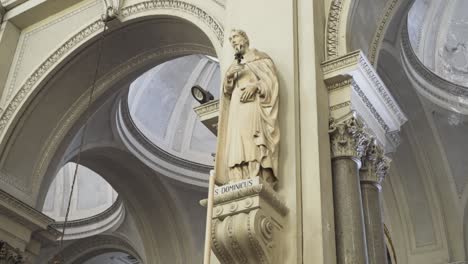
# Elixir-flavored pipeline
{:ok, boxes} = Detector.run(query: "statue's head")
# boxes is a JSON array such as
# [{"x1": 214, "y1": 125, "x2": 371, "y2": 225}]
[{"x1": 229, "y1": 29, "x2": 250, "y2": 55}]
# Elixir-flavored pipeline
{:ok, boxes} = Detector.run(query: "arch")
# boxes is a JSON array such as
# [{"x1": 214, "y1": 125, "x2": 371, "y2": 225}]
[
  {"x1": 49, "y1": 234, "x2": 142, "y2": 264},
  {"x1": 76, "y1": 147, "x2": 198, "y2": 263},
  {"x1": 325, "y1": 0, "x2": 410, "y2": 66},
  {"x1": 0, "y1": 12, "x2": 221, "y2": 205}
]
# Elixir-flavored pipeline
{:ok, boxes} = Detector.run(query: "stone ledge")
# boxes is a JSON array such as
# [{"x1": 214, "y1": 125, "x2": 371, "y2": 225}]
[{"x1": 200, "y1": 182, "x2": 288, "y2": 217}]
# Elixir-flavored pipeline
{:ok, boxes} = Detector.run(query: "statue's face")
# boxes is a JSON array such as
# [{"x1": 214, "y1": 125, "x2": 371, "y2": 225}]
[{"x1": 230, "y1": 32, "x2": 248, "y2": 54}]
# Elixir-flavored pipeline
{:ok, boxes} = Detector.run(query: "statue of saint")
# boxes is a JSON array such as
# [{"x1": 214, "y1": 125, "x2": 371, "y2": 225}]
[{"x1": 215, "y1": 29, "x2": 280, "y2": 187}]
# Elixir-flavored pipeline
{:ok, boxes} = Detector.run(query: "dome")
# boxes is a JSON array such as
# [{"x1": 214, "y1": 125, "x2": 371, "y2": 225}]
[
  {"x1": 127, "y1": 54, "x2": 219, "y2": 166},
  {"x1": 408, "y1": 0, "x2": 468, "y2": 86}
]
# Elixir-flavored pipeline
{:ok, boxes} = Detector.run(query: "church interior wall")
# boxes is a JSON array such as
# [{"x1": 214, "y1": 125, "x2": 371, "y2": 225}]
[{"x1": 0, "y1": 0, "x2": 466, "y2": 263}]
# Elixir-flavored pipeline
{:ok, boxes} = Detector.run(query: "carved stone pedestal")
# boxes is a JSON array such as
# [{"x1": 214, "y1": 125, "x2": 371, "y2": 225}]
[{"x1": 201, "y1": 179, "x2": 287, "y2": 264}]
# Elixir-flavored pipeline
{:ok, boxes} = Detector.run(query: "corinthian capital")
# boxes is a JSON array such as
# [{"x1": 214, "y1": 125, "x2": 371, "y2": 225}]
[
  {"x1": 329, "y1": 116, "x2": 371, "y2": 163},
  {"x1": 0, "y1": 241, "x2": 24, "y2": 264},
  {"x1": 360, "y1": 140, "x2": 392, "y2": 185}
]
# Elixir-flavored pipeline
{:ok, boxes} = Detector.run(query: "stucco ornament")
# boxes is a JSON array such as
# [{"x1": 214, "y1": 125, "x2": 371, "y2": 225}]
[
  {"x1": 216, "y1": 29, "x2": 280, "y2": 187},
  {"x1": 102, "y1": 0, "x2": 122, "y2": 21}
]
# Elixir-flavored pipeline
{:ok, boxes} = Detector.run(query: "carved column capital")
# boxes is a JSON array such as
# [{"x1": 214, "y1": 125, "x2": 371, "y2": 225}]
[
  {"x1": 360, "y1": 140, "x2": 392, "y2": 186},
  {"x1": 329, "y1": 116, "x2": 371, "y2": 164},
  {"x1": 0, "y1": 241, "x2": 25, "y2": 264}
]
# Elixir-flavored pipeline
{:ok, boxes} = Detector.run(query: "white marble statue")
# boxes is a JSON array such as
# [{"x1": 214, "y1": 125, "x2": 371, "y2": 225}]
[{"x1": 215, "y1": 29, "x2": 280, "y2": 187}]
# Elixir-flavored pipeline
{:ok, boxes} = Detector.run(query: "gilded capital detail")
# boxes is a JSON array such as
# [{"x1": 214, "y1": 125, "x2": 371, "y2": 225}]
[
  {"x1": 329, "y1": 116, "x2": 371, "y2": 162},
  {"x1": 360, "y1": 140, "x2": 391, "y2": 185}
]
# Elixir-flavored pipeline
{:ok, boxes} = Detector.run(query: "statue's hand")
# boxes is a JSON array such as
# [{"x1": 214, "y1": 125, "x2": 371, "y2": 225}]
[
  {"x1": 240, "y1": 85, "x2": 258, "y2": 102},
  {"x1": 226, "y1": 64, "x2": 244, "y2": 79}
]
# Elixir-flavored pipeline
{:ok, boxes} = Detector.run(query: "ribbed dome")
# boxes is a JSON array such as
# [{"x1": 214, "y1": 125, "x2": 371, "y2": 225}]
[{"x1": 127, "y1": 55, "x2": 220, "y2": 165}]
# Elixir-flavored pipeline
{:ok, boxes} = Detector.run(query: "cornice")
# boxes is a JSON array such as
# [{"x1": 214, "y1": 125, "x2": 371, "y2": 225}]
[
  {"x1": 0, "y1": 188, "x2": 54, "y2": 230},
  {"x1": 322, "y1": 51, "x2": 407, "y2": 152},
  {"x1": 193, "y1": 100, "x2": 219, "y2": 116},
  {"x1": 51, "y1": 197, "x2": 123, "y2": 229}
]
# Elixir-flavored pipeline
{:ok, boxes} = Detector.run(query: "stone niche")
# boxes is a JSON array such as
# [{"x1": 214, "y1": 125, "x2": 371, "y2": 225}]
[{"x1": 201, "y1": 177, "x2": 288, "y2": 264}]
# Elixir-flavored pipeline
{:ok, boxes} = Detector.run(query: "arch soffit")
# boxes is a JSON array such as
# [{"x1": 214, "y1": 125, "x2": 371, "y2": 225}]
[{"x1": 0, "y1": 0, "x2": 224, "y2": 151}]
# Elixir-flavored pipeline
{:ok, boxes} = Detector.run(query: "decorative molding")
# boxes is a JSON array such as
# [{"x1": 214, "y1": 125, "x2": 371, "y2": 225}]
[
  {"x1": 401, "y1": 19, "x2": 468, "y2": 113},
  {"x1": 120, "y1": 0, "x2": 224, "y2": 45},
  {"x1": 322, "y1": 50, "x2": 407, "y2": 152},
  {"x1": 5, "y1": 0, "x2": 101, "y2": 101},
  {"x1": 357, "y1": 55, "x2": 407, "y2": 125},
  {"x1": 329, "y1": 116, "x2": 371, "y2": 161},
  {"x1": 368, "y1": 0, "x2": 399, "y2": 66},
  {"x1": 351, "y1": 82, "x2": 390, "y2": 133},
  {"x1": 201, "y1": 183, "x2": 288, "y2": 217},
  {"x1": 326, "y1": 0, "x2": 345, "y2": 59},
  {"x1": 0, "y1": 241, "x2": 25, "y2": 264},
  {"x1": 0, "y1": 19, "x2": 105, "y2": 134},
  {"x1": 330, "y1": 101, "x2": 351, "y2": 111},
  {"x1": 51, "y1": 197, "x2": 123, "y2": 229},
  {"x1": 0, "y1": 188, "x2": 54, "y2": 230},
  {"x1": 193, "y1": 100, "x2": 219, "y2": 116},
  {"x1": 202, "y1": 182, "x2": 287, "y2": 264},
  {"x1": 322, "y1": 50, "x2": 360, "y2": 75},
  {"x1": 193, "y1": 100, "x2": 219, "y2": 135}
]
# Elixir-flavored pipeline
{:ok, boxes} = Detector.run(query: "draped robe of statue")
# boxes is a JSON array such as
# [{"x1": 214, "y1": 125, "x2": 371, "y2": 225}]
[{"x1": 215, "y1": 49, "x2": 279, "y2": 186}]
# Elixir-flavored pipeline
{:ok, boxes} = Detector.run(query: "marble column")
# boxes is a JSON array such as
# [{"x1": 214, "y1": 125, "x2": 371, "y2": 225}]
[
  {"x1": 329, "y1": 116, "x2": 370, "y2": 264},
  {"x1": 360, "y1": 140, "x2": 390, "y2": 264}
]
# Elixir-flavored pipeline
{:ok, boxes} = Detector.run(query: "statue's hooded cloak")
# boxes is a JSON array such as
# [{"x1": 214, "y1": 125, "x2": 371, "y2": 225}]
[{"x1": 215, "y1": 49, "x2": 279, "y2": 185}]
